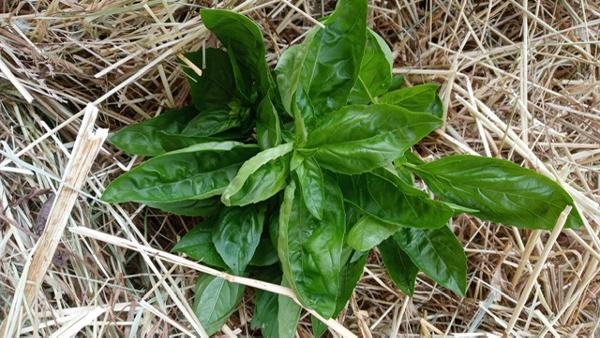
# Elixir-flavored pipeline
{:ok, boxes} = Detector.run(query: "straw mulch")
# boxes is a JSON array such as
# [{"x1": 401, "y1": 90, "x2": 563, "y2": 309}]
[{"x1": 1, "y1": 0, "x2": 599, "y2": 336}]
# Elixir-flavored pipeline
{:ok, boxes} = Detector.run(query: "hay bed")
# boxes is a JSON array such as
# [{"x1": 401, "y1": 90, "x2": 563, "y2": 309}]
[{"x1": 1, "y1": 0, "x2": 600, "y2": 336}]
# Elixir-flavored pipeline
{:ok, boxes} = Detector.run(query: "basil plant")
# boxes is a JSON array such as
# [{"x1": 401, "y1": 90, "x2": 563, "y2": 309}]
[{"x1": 102, "y1": 0, "x2": 582, "y2": 335}]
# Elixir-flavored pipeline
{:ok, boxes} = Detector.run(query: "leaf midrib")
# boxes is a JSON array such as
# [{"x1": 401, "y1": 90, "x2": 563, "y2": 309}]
[
  {"x1": 129, "y1": 162, "x2": 243, "y2": 203},
  {"x1": 423, "y1": 172, "x2": 567, "y2": 210}
]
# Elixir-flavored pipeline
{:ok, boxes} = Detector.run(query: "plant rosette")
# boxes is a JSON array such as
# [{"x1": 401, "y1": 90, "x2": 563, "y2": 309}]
[{"x1": 102, "y1": 0, "x2": 583, "y2": 336}]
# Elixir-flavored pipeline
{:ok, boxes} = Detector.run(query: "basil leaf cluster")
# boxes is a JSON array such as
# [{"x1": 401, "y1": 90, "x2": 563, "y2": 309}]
[{"x1": 102, "y1": 0, "x2": 582, "y2": 335}]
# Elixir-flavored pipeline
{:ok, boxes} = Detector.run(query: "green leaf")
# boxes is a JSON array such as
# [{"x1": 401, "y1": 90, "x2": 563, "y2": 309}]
[
  {"x1": 149, "y1": 132, "x2": 220, "y2": 152},
  {"x1": 172, "y1": 220, "x2": 226, "y2": 269},
  {"x1": 251, "y1": 267, "x2": 277, "y2": 337},
  {"x1": 181, "y1": 104, "x2": 244, "y2": 137},
  {"x1": 348, "y1": 29, "x2": 393, "y2": 104},
  {"x1": 193, "y1": 275, "x2": 245, "y2": 335},
  {"x1": 298, "y1": 104, "x2": 442, "y2": 174},
  {"x1": 291, "y1": 87, "x2": 311, "y2": 144},
  {"x1": 256, "y1": 94, "x2": 282, "y2": 149},
  {"x1": 182, "y1": 48, "x2": 236, "y2": 110},
  {"x1": 394, "y1": 164, "x2": 415, "y2": 186},
  {"x1": 101, "y1": 141, "x2": 259, "y2": 203},
  {"x1": 311, "y1": 316, "x2": 328, "y2": 338},
  {"x1": 426, "y1": 94, "x2": 443, "y2": 118},
  {"x1": 251, "y1": 268, "x2": 301, "y2": 338},
  {"x1": 212, "y1": 205, "x2": 265, "y2": 274},
  {"x1": 393, "y1": 226, "x2": 467, "y2": 296},
  {"x1": 108, "y1": 104, "x2": 233, "y2": 157},
  {"x1": 268, "y1": 209, "x2": 280, "y2": 250},
  {"x1": 275, "y1": 44, "x2": 307, "y2": 114},
  {"x1": 110, "y1": 106, "x2": 197, "y2": 156},
  {"x1": 337, "y1": 172, "x2": 453, "y2": 228},
  {"x1": 299, "y1": 0, "x2": 368, "y2": 114},
  {"x1": 394, "y1": 155, "x2": 417, "y2": 186},
  {"x1": 146, "y1": 197, "x2": 219, "y2": 217},
  {"x1": 250, "y1": 216, "x2": 280, "y2": 267},
  {"x1": 251, "y1": 288, "x2": 279, "y2": 338},
  {"x1": 380, "y1": 83, "x2": 441, "y2": 117},
  {"x1": 378, "y1": 237, "x2": 418, "y2": 296},
  {"x1": 335, "y1": 249, "x2": 367, "y2": 313},
  {"x1": 414, "y1": 155, "x2": 583, "y2": 229},
  {"x1": 312, "y1": 248, "x2": 367, "y2": 337},
  {"x1": 200, "y1": 9, "x2": 271, "y2": 99},
  {"x1": 278, "y1": 277, "x2": 302, "y2": 337},
  {"x1": 249, "y1": 233, "x2": 279, "y2": 267},
  {"x1": 252, "y1": 291, "x2": 301, "y2": 338},
  {"x1": 347, "y1": 215, "x2": 398, "y2": 251},
  {"x1": 404, "y1": 151, "x2": 426, "y2": 165},
  {"x1": 294, "y1": 157, "x2": 324, "y2": 220},
  {"x1": 277, "y1": 174, "x2": 346, "y2": 318},
  {"x1": 389, "y1": 74, "x2": 405, "y2": 90},
  {"x1": 221, "y1": 143, "x2": 293, "y2": 206}
]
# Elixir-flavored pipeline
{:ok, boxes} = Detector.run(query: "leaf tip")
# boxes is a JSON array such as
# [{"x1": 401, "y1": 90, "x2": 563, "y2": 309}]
[
  {"x1": 400, "y1": 286, "x2": 415, "y2": 297},
  {"x1": 100, "y1": 189, "x2": 116, "y2": 203},
  {"x1": 171, "y1": 245, "x2": 182, "y2": 254}
]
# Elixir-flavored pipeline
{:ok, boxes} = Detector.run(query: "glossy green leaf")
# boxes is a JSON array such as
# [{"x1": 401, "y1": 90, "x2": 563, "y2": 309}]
[
  {"x1": 348, "y1": 29, "x2": 393, "y2": 104},
  {"x1": 294, "y1": 156, "x2": 324, "y2": 220},
  {"x1": 372, "y1": 165, "x2": 415, "y2": 190},
  {"x1": 221, "y1": 143, "x2": 293, "y2": 206},
  {"x1": 378, "y1": 237, "x2": 418, "y2": 296},
  {"x1": 393, "y1": 226, "x2": 467, "y2": 296},
  {"x1": 335, "y1": 249, "x2": 367, "y2": 313},
  {"x1": 311, "y1": 316, "x2": 328, "y2": 338},
  {"x1": 347, "y1": 215, "x2": 398, "y2": 251},
  {"x1": 344, "y1": 203, "x2": 361, "y2": 228},
  {"x1": 278, "y1": 278, "x2": 302, "y2": 337},
  {"x1": 337, "y1": 172, "x2": 453, "y2": 228},
  {"x1": 389, "y1": 74, "x2": 405, "y2": 90},
  {"x1": 251, "y1": 267, "x2": 278, "y2": 337},
  {"x1": 394, "y1": 153, "x2": 424, "y2": 186},
  {"x1": 256, "y1": 94, "x2": 282, "y2": 149},
  {"x1": 146, "y1": 197, "x2": 219, "y2": 217},
  {"x1": 249, "y1": 233, "x2": 279, "y2": 267},
  {"x1": 251, "y1": 268, "x2": 301, "y2": 338},
  {"x1": 102, "y1": 142, "x2": 259, "y2": 203},
  {"x1": 150, "y1": 132, "x2": 220, "y2": 152},
  {"x1": 182, "y1": 48, "x2": 236, "y2": 110},
  {"x1": 427, "y1": 94, "x2": 443, "y2": 118},
  {"x1": 277, "y1": 174, "x2": 345, "y2": 318},
  {"x1": 312, "y1": 248, "x2": 367, "y2": 337},
  {"x1": 200, "y1": 9, "x2": 271, "y2": 98},
  {"x1": 251, "y1": 288, "x2": 279, "y2": 338},
  {"x1": 212, "y1": 205, "x2": 265, "y2": 274},
  {"x1": 394, "y1": 163, "x2": 414, "y2": 186},
  {"x1": 172, "y1": 220, "x2": 226, "y2": 269},
  {"x1": 298, "y1": 104, "x2": 442, "y2": 174},
  {"x1": 250, "y1": 216, "x2": 280, "y2": 267},
  {"x1": 380, "y1": 83, "x2": 442, "y2": 118},
  {"x1": 252, "y1": 286, "x2": 300, "y2": 338},
  {"x1": 404, "y1": 151, "x2": 426, "y2": 165},
  {"x1": 110, "y1": 107, "x2": 197, "y2": 156},
  {"x1": 299, "y1": 0, "x2": 368, "y2": 113},
  {"x1": 193, "y1": 275, "x2": 245, "y2": 335},
  {"x1": 268, "y1": 209, "x2": 280, "y2": 250},
  {"x1": 414, "y1": 155, "x2": 583, "y2": 229},
  {"x1": 291, "y1": 87, "x2": 311, "y2": 143},
  {"x1": 275, "y1": 44, "x2": 307, "y2": 114},
  {"x1": 181, "y1": 104, "x2": 245, "y2": 137}
]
